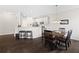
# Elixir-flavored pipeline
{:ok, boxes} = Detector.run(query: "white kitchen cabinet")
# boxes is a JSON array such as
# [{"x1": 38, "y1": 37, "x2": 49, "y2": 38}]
[{"x1": 14, "y1": 27, "x2": 42, "y2": 39}]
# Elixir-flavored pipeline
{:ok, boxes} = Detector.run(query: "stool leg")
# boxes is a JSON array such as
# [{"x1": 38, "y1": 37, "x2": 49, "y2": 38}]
[{"x1": 16, "y1": 34, "x2": 19, "y2": 40}]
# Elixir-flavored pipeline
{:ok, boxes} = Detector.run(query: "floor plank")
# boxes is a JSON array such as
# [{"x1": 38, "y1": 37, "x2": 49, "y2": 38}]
[{"x1": 0, "y1": 34, "x2": 79, "y2": 53}]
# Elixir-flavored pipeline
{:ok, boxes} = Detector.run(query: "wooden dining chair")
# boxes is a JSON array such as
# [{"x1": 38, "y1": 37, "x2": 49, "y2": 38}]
[
  {"x1": 59, "y1": 28, "x2": 65, "y2": 33},
  {"x1": 44, "y1": 30, "x2": 52, "y2": 46},
  {"x1": 57, "y1": 30, "x2": 72, "y2": 50},
  {"x1": 44, "y1": 30, "x2": 57, "y2": 50}
]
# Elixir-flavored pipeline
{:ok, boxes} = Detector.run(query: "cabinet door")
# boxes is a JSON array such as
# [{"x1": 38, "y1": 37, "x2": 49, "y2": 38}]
[{"x1": 32, "y1": 27, "x2": 42, "y2": 38}]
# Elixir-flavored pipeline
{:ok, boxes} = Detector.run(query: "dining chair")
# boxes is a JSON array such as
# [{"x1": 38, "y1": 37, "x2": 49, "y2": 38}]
[
  {"x1": 59, "y1": 28, "x2": 65, "y2": 32},
  {"x1": 57, "y1": 30, "x2": 72, "y2": 50},
  {"x1": 44, "y1": 30, "x2": 52, "y2": 46},
  {"x1": 44, "y1": 30, "x2": 57, "y2": 50}
]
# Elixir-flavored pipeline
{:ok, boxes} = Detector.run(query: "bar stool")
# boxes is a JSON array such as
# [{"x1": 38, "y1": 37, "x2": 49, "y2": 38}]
[
  {"x1": 19, "y1": 31, "x2": 26, "y2": 39},
  {"x1": 18, "y1": 31, "x2": 32, "y2": 39},
  {"x1": 25, "y1": 31, "x2": 33, "y2": 39}
]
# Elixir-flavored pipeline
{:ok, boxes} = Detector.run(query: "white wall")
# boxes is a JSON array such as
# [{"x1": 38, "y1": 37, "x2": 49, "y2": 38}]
[
  {"x1": 57, "y1": 5, "x2": 79, "y2": 13},
  {"x1": 1, "y1": 5, "x2": 79, "y2": 40},
  {"x1": 21, "y1": 5, "x2": 56, "y2": 17},
  {"x1": 0, "y1": 5, "x2": 20, "y2": 35},
  {"x1": 0, "y1": 11, "x2": 18, "y2": 35},
  {"x1": 57, "y1": 6, "x2": 79, "y2": 40},
  {"x1": 0, "y1": 5, "x2": 56, "y2": 35}
]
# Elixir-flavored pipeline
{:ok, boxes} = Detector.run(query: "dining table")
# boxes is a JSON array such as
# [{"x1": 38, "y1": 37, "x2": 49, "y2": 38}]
[
  {"x1": 52, "y1": 30, "x2": 65, "y2": 38},
  {"x1": 44, "y1": 30, "x2": 66, "y2": 49},
  {"x1": 46, "y1": 30, "x2": 65, "y2": 39}
]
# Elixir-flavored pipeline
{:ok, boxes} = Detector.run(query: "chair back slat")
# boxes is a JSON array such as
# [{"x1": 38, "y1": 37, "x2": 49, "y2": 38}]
[
  {"x1": 44, "y1": 30, "x2": 52, "y2": 39},
  {"x1": 66, "y1": 30, "x2": 72, "y2": 40}
]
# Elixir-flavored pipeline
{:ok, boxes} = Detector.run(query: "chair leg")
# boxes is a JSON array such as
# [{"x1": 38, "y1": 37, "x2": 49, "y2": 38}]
[
  {"x1": 44, "y1": 40, "x2": 47, "y2": 47},
  {"x1": 16, "y1": 34, "x2": 19, "y2": 40},
  {"x1": 68, "y1": 43, "x2": 70, "y2": 47},
  {"x1": 68, "y1": 40, "x2": 71, "y2": 47},
  {"x1": 65, "y1": 43, "x2": 68, "y2": 50},
  {"x1": 45, "y1": 40, "x2": 48, "y2": 47},
  {"x1": 66, "y1": 45, "x2": 68, "y2": 50},
  {"x1": 69, "y1": 40, "x2": 71, "y2": 44},
  {"x1": 56, "y1": 40, "x2": 60, "y2": 49},
  {"x1": 55, "y1": 41, "x2": 58, "y2": 48}
]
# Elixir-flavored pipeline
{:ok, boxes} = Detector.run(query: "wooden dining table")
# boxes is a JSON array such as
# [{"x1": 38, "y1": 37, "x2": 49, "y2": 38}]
[
  {"x1": 44, "y1": 30, "x2": 66, "y2": 49},
  {"x1": 52, "y1": 31, "x2": 65, "y2": 38},
  {"x1": 46, "y1": 30, "x2": 66, "y2": 40}
]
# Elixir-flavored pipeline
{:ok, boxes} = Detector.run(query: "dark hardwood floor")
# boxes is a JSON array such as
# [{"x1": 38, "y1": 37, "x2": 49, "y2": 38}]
[{"x1": 0, "y1": 34, "x2": 79, "y2": 53}]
